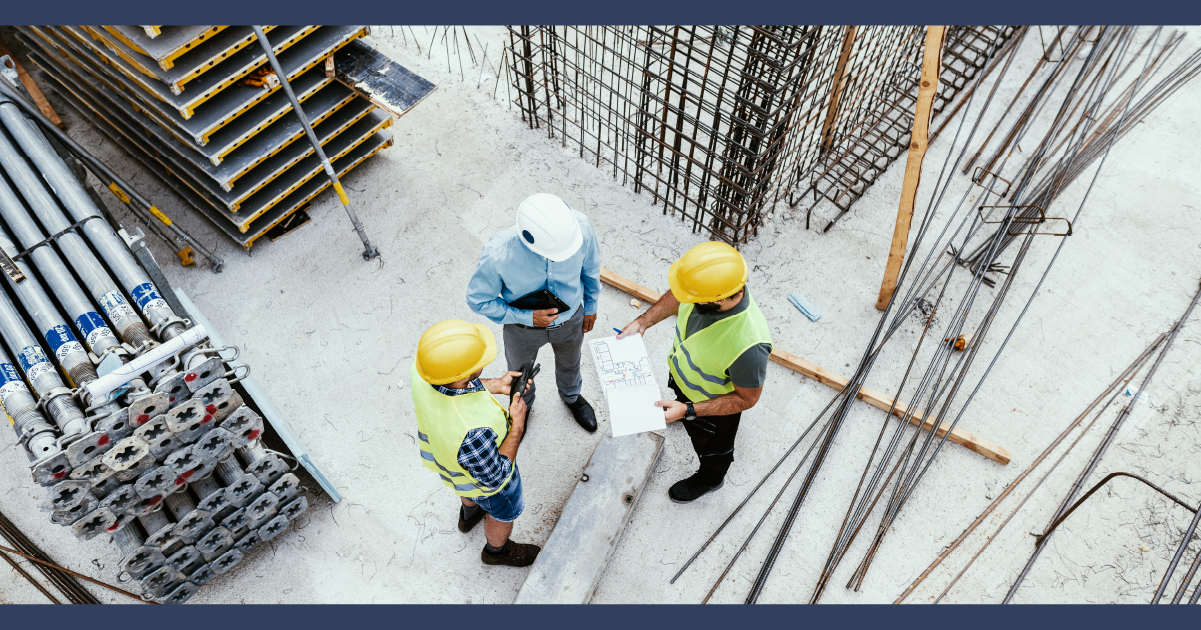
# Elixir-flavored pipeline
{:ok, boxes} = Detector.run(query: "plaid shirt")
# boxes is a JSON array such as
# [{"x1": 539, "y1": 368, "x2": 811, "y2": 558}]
[{"x1": 433, "y1": 380, "x2": 514, "y2": 490}]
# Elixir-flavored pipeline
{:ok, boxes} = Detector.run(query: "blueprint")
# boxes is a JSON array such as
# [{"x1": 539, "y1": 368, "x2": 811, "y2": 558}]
[{"x1": 588, "y1": 334, "x2": 666, "y2": 437}]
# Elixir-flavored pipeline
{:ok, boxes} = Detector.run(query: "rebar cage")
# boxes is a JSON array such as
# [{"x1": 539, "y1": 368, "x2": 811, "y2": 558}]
[{"x1": 507, "y1": 25, "x2": 1017, "y2": 245}]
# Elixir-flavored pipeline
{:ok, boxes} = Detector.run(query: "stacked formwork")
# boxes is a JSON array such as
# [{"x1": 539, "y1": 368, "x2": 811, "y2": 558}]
[
  {"x1": 14, "y1": 25, "x2": 429, "y2": 249},
  {"x1": 507, "y1": 26, "x2": 1016, "y2": 245},
  {"x1": 0, "y1": 77, "x2": 306, "y2": 603}
]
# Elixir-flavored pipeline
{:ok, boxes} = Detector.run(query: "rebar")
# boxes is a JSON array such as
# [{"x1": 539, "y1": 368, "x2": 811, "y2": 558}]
[
  {"x1": 508, "y1": 26, "x2": 1015, "y2": 245},
  {"x1": 1005, "y1": 275, "x2": 1200, "y2": 603}
]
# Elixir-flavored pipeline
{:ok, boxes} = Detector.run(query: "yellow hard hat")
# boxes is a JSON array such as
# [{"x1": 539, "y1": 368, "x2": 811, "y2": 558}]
[
  {"x1": 415, "y1": 320, "x2": 497, "y2": 385},
  {"x1": 668, "y1": 241, "x2": 748, "y2": 303}
]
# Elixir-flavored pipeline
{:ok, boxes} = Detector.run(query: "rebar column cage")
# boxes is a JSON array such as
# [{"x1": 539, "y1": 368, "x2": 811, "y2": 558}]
[{"x1": 507, "y1": 25, "x2": 1016, "y2": 245}]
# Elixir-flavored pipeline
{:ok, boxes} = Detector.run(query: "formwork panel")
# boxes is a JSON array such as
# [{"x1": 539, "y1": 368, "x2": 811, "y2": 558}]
[
  {"x1": 29, "y1": 47, "x2": 361, "y2": 194},
  {"x1": 44, "y1": 74, "x2": 392, "y2": 247},
  {"x1": 104, "y1": 25, "x2": 228, "y2": 69}
]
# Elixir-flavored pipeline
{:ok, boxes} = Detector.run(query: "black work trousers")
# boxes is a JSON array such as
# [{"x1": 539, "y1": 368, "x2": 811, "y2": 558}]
[{"x1": 667, "y1": 376, "x2": 742, "y2": 484}]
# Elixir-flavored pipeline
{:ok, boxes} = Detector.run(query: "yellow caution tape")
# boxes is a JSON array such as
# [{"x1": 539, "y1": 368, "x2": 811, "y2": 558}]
[
  {"x1": 107, "y1": 183, "x2": 131, "y2": 203},
  {"x1": 149, "y1": 206, "x2": 173, "y2": 226},
  {"x1": 333, "y1": 181, "x2": 350, "y2": 206}
]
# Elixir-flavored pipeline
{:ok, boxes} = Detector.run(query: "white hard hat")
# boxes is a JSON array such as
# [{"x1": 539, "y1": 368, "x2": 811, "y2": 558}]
[{"x1": 515, "y1": 193, "x2": 583, "y2": 262}]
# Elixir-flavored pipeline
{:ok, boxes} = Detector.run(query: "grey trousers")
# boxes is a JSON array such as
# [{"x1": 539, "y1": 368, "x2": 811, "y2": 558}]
[{"x1": 503, "y1": 306, "x2": 585, "y2": 405}]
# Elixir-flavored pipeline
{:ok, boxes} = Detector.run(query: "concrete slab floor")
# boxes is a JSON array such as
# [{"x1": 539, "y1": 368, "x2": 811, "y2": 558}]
[{"x1": 1, "y1": 26, "x2": 1199, "y2": 604}]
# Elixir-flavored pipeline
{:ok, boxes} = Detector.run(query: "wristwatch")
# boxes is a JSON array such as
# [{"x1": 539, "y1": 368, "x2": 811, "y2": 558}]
[{"x1": 684, "y1": 402, "x2": 697, "y2": 422}]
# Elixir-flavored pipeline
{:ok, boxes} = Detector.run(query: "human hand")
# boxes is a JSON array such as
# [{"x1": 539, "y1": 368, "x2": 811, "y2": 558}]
[
  {"x1": 495, "y1": 371, "x2": 523, "y2": 395},
  {"x1": 509, "y1": 393, "x2": 528, "y2": 426},
  {"x1": 582, "y1": 314, "x2": 597, "y2": 333},
  {"x1": 533, "y1": 308, "x2": 560, "y2": 327},
  {"x1": 616, "y1": 319, "x2": 646, "y2": 339},
  {"x1": 655, "y1": 399, "x2": 687, "y2": 423}
]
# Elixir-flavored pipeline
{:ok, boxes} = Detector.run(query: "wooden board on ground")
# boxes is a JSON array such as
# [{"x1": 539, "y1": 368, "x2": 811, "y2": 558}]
[
  {"x1": 0, "y1": 37, "x2": 63, "y2": 128},
  {"x1": 598, "y1": 267, "x2": 1011, "y2": 465}
]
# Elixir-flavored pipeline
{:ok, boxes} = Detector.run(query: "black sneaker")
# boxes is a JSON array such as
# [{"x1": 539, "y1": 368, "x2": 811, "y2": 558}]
[
  {"x1": 480, "y1": 540, "x2": 541, "y2": 567},
  {"x1": 565, "y1": 396, "x2": 597, "y2": 432},
  {"x1": 668, "y1": 475, "x2": 725, "y2": 503},
  {"x1": 458, "y1": 504, "x2": 485, "y2": 533}
]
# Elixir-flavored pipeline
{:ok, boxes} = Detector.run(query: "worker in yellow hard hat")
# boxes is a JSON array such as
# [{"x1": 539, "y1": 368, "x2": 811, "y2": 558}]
[
  {"x1": 617, "y1": 242, "x2": 773, "y2": 503},
  {"x1": 410, "y1": 319, "x2": 540, "y2": 566}
]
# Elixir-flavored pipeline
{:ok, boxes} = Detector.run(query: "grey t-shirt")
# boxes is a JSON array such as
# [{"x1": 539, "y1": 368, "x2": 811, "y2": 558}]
[{"x1": 683, "y1": 288, "x2": 772, "y2": 389}]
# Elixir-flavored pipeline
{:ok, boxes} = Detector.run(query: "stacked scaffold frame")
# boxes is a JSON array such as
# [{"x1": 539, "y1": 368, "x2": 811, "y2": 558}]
[{"x1": 16, "y1": 25, "x2": 435, "y2": 249}]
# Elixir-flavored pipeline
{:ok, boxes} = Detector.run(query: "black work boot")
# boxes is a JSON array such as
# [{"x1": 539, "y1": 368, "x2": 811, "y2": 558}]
[
  {"x1": 668, "y1": 474, "x2": 725, "y2": 503},
  {"x1": 480, "y1": 540, "x2": 541, "y2": 567},
  {"x1": 458, "y1": 503, "x2": 485, "y2": 533},
  {"x1": 565, "y1": 396, "x2": 597, "y2": 432}
]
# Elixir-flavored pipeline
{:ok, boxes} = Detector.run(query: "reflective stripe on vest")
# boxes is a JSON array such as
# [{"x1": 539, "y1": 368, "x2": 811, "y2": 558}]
[
  {"x1": 410, "y1": 362, "x2": 513, "y2": 497},
  {"x1": 668, "y1": 294, "x2": 773, "y2": 403}
]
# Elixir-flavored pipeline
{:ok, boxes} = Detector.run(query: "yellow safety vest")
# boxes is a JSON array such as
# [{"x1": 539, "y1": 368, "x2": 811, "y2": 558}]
[
  {"x1": 668, "y1": 294, "x2": 773, "y2": 403},
  {"x1": 410, "y1": 362, "x2": 513, "y2": 497}
]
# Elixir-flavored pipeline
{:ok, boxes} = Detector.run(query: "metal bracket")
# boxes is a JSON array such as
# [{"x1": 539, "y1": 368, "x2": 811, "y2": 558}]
[{"x1": 971, "y1": 166, "x2": 1011, "y2": 198}]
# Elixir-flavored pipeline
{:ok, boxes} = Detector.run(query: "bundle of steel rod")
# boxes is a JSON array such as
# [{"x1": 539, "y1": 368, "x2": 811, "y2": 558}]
[
  {"x1": 506, "y1": 25, "x2": 1016, "y2": 246},
  {"x1": 11, "y1": 26, "x2": 434, "y2": 251},
  {"x1": 995, "y1": 281, "x2": 1201, "y2": 604},
  {"x1": 958, "y1": 28, "x2": 1201, "y2": 279},
  {"x1": 0, "y1": 94, "x2": 308, "y2": 603},
  {"x1": 0, "y1": 507, "x2": 101, "y2": 603},
  {"x1": 671, "y1": 26, "x2": 1170, "y2": 604}
]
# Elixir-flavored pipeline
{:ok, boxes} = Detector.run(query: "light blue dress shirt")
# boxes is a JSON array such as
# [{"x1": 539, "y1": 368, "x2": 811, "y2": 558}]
[{"x1": 467, "y1": 211, "x2": 601, "y2": 326}]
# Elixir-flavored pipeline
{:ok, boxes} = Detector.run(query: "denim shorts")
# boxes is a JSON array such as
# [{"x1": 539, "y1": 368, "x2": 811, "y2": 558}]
[{"x1": 472, "y1": 466, "x2": 525, "y2": 522}]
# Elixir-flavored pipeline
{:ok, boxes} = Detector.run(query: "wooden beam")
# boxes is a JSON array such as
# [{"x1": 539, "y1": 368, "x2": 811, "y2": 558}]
[
  {"x1": 875, "y1": 26, "x2": 945, "y2": 310},
  {"x1": 0, "y1": 37, "x2": 65, "y2": 129},
  {"x1": 600, "y1": 266, "x2": 1011, "y2": 465},
  {"x1": 820, "y1": 26, "x2": 859, "y2": 152}
]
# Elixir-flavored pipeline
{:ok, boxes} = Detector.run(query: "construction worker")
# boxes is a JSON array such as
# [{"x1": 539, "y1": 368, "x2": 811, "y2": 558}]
[
  {"x1": 617, "y1": 242, "x2": 773, "y2": 503},
  {"x1": 410, "y1": 319, "x2": 541, "y2": 567},
  {"x1": 467, "y1": 193, "x2": 601, "y2": 432}
]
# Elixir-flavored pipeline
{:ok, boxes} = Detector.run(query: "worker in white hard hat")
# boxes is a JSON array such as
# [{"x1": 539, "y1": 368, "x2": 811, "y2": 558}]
[
  {"x1": 467, "y1": 193, "x2": 601, "y2": 432},
  {"x1": 411, "y1": 319, "x2": 541, "y2": 567},
  {"x1": 618, "y1": 242, "x2": 772, "y2": 503}
]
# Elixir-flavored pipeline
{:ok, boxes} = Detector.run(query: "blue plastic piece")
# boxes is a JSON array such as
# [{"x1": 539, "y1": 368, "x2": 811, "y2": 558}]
[{"x1": 788, "y1": 292, "x2": 822, "y2": 322}]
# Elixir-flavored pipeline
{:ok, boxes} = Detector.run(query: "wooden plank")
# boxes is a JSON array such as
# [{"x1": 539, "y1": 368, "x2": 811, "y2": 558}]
[
  {"x1": 875, "y1": 26, "x2": 946, "y2": 311},
  {"x1": 820, "y1": 26, "x2": 858, "y2": 152},
  {"x1": 599, "y1": 266, "x2": 1011, "y2": 465},
  {"x1": 0, "y1": 38, "x2": 64, "y2": 128}
]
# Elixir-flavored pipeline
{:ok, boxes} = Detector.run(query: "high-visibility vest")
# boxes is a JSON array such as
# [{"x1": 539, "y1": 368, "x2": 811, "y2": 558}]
[
  {"x1": 668, "y1": 294, "x2": 773, "y2": 403},
  {"x1": 410, "y1": 362, "x2": 513, "y2": 497}
]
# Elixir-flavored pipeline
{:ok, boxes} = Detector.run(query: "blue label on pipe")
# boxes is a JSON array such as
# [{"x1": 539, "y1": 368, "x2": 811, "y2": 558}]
[
  {"x1": 0, "y1": 363, "x2": 28, "y2": 424},
  {"x1": 0, "y1": 362, "x2": 22, "y2": 386},
  {"x1": 99, "y1": 291, "x2": 139, "y2": 328},
  {"x1": 44, "y1": 324, "x2": 85, "y2": 359},
  {"x1": 16, "y1": 345, "x2": 54, "y2": 383},
  {"x1": 131, "y1": 282, "x2": 167, "y2": 315},
  {"x1": 75, "y1": 311, "x2": 117, "y2": 350}
]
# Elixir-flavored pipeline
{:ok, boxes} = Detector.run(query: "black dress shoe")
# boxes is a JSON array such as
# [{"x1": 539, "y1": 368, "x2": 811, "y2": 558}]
[
  {"x1": 458, "y1": 504, "x2": 485, "y2": 533},
  {"x1": 669, "y1": 475, "x2": 725, "y2": 503},
  {"x1": 565, "y1": 396, "x2": 597, "y2": 432}
]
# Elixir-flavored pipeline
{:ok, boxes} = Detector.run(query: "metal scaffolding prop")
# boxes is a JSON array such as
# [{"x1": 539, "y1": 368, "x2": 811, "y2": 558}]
[
  {"x1": 15, "y1": 25, "x2": 434, "y2": 252},
  {"x1": 506, "y1": 25, "x2": 1016, "y2": 245},
  {"x1": 0, "y1": 93, "x2": 317, "y2": 603}
]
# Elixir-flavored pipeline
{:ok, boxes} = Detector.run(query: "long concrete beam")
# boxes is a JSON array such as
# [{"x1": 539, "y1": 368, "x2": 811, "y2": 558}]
[
  {"x1": 599, "y1": 267, "x2": 1011, "y2": 465},
  {"x1": 514, "y1": 431, "x2": 663, "y2": 603}
]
